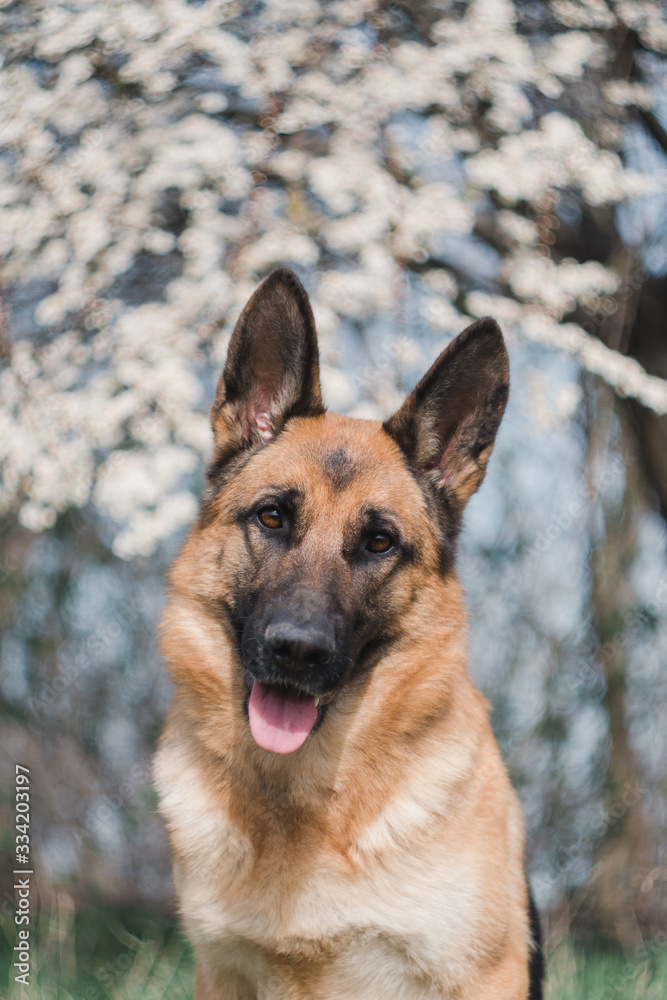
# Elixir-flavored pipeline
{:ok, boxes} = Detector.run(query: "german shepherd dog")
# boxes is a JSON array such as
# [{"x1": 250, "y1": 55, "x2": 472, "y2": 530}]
[{"x1": 154, "y1": 269, "x2": 544, "y2": 999}]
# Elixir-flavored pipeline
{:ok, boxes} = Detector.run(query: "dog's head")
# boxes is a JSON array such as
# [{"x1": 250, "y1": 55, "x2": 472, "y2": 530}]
[{"x1": 169, "y1": 269, "x2": 508, "y2": 756}]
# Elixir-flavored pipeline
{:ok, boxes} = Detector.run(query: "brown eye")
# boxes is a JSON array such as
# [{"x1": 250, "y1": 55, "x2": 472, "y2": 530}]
[
  {"x1": 257, "y1": 507, "x2": 282, "y2": 529},
  {"x1": 367, "y1": 532, "x2": 394, "y2": 554}
]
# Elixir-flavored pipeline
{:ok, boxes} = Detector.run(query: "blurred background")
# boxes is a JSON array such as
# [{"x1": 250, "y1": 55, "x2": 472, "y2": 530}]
[{"x1": 1, "y1": 0, "x2": 667, "y2": 996}]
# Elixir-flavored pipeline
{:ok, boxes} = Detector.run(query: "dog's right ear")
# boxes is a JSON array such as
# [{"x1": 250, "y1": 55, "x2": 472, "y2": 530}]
[{"x1": 211, "y1": 269, "x2": 324, "y2": 460}]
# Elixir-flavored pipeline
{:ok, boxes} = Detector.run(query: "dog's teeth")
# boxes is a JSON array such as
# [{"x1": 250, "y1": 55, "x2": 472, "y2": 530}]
[{"x1": 315, "y1": 697, "x2": 320, "y2": 708}]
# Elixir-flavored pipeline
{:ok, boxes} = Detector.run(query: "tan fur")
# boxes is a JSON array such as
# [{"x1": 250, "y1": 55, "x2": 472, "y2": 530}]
[{"x1": 155, "y1": 408, "x2": 533, "y2": 999}]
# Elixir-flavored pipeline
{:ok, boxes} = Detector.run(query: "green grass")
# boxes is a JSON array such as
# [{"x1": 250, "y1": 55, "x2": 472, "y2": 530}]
[
  {"x1": 2, "y1": 904, "x2": 667, "y2": 999},
  {"x1": 545, "y1": 937, "x2": 667, "y2": 999},
  {"x1": 0, "y1": 904, "x2": 194, "y2": 1000}
]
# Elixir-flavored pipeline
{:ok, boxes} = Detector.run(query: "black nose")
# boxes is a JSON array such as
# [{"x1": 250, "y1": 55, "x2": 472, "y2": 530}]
[{"x1": 265, "y1": 621, "x2": 334, "y2": 673}]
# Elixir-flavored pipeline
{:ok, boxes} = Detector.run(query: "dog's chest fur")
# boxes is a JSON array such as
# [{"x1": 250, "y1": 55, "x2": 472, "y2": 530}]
[{"x1": 155, "y1": 729, "x2": 495, "y2": 998}]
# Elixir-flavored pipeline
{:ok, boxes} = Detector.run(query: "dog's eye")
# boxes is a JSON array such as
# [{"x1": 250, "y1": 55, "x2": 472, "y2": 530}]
[
  {"x1": 367, "y1": 532, "x2": 394, "y2": 554},
  {"x1": 257, "y1": 507, "x2": 283, "y2": 530}
]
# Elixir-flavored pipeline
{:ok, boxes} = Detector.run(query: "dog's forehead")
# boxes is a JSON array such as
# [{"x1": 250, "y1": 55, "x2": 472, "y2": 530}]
[
  {"x1": 237, "y1": 411, "x2": 425, "y2": 516},
  {"x1": 279, "y1": 412, "x2": 408, "y2": 486}
]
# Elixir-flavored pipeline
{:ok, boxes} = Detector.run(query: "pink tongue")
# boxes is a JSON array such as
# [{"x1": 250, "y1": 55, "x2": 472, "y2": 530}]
[{"x1": 248, "y1": 681, "x2": 318, "y2": 754}]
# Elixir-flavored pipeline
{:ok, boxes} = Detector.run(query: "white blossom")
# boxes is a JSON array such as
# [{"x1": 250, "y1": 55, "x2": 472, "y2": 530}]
[{"x1": 1, "y1": 0, "x2": 666, "y2": 557}]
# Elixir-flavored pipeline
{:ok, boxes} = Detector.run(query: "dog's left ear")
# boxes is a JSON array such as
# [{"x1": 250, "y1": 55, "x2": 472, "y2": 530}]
[
  {"x1": 211, "y1": 268, "x2": 324, "y2": 458},
  {"x1": 383, "y1": 318, "x2": 509, "y2": 514}
]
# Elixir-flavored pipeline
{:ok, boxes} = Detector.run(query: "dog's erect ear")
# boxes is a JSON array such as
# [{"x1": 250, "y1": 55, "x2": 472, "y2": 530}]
[
  {"x1": 383, "y1": 318, "x2": 509, "y2": 515},
  {"x1": 211, "y1": 269, "x2": 324, "y2": 456}
]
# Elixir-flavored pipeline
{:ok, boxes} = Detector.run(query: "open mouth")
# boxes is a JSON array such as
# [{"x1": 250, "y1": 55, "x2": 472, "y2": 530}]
[{"x1": 246, "y1": 680, "x2": 332, "y2": 754}]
